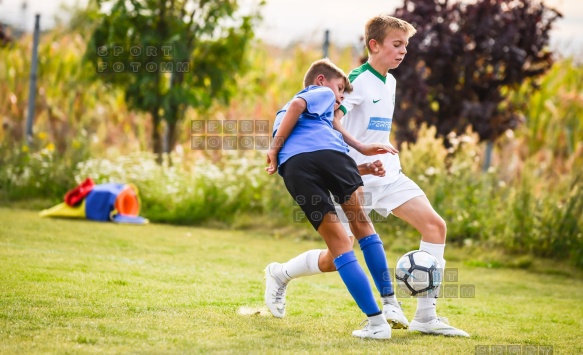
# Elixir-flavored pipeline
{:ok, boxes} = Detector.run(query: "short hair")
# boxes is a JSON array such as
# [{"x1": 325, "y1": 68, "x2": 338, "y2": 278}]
[
  {"x1": 365, "y1": 15, "x2": 416, "y2": 51},
  {"x1": 303, "y1": 58, "x2": 353, "y2": 93}
]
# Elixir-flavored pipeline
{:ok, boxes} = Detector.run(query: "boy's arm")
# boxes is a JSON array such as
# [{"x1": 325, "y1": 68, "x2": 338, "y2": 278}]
[
  {"x1": 266, "y1": 98, "x2": 306, "y2": 175},
  {"x1": 332, "y1": 109, "x2": 364, "y2": 152},
  {"x1": 332, "y1": 110, "x2": 398, "y2": 156}
]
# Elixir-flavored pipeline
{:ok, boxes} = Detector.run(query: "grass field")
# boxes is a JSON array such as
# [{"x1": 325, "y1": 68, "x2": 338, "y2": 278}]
[{"x1": 0, "y1": 207, "x2": 582, "y2": 354}]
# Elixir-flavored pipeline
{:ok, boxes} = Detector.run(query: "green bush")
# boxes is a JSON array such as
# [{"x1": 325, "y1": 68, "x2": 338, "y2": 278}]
[
  {"x1": 74, "y1": 151, "x2": 296, "y2": 226},
  {"x1": 388, "y1": 125, "x2": 583, "y2": 267},
  {"x1": 0, "y1": 144, "x2": 84, "y2": 203}
]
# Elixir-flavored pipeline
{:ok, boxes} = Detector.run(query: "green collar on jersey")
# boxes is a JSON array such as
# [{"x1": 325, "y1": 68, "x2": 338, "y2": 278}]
[{"x1": 348, "y1": 62, "x2": 387, "y2": 84}]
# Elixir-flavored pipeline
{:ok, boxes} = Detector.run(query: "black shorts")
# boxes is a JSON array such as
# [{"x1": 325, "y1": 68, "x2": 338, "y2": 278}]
[{"x1": 279, "y1": 150, "x2": 364, "y2": 230}]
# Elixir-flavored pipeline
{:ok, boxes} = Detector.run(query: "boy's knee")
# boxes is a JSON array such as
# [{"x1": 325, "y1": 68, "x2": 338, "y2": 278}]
[
  {"x1": 433, "y1": 216, "x2": 447, "y2": 241},
  {"x1": 421, "y1": 214, "x2": 447, "y2": 244},
  {"x1": 439, "y1": 217, "x2": 447, "y2": 234},
  {"x1": 349, "y1": 222, "x2": 375, "y2": 239}
]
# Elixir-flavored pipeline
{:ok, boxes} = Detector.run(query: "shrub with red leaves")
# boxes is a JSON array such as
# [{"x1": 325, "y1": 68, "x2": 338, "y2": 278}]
[{"x1": 391, "y1": 0, "x2": 562, "y2": 144}]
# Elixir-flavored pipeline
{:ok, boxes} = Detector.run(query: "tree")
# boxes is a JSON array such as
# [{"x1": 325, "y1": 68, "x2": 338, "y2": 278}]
[
  {"x1": 85, "y1": 0, "x2": 263, "y2": 158},
  {"x1": 391, "y1": 0, "x2": 562, "y2": 145}
]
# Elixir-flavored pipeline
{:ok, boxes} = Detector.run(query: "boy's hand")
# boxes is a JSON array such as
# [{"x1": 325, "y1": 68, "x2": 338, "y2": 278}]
[
  {"x1": 358, "y1": 160, "x2": 386, "y2": 177},
  {"x1": 265, "y1": 149, "x2": 278, "y2": 175},
  {"x1": 359, "y1": 142, "x2": 399, "y2": 156}
]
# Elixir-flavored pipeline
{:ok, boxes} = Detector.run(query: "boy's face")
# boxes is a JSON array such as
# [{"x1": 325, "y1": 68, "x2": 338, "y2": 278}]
[
  {"x1": 319, "y1": 76, "x2": 346, "y2": 110},
  {"x1": 371, "y1": 29, "x2": 409, "y2": 70}
]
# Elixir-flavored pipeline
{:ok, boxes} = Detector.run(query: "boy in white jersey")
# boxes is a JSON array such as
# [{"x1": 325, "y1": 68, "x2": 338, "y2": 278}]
[{"x1": 264, "y1": 15, "x2": 469, "y2": 337}]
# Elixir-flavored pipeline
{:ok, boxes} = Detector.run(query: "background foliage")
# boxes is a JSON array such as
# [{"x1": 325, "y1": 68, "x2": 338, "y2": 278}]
[
  {"x1": 392, "y1": 0, "x2": 562, "y2": 144},
  {"x1": 85, "y1": 0, "x2": 263, "y2": 158},
  {"x1": 0, "y1": 1, "x2": 582, "y2": 267}
]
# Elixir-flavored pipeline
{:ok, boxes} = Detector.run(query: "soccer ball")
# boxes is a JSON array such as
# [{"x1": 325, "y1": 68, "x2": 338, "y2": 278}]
[{"x1": 395, "y1": 250, "x2": 442, "y2": 297}]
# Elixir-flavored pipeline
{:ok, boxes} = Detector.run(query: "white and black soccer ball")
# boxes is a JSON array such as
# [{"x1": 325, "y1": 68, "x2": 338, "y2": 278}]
[{"x1": 395, "y1": 250, "x2": 442, "y2": 297}]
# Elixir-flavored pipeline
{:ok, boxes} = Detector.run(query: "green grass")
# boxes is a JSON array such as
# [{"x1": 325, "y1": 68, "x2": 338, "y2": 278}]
[{"x1": 0, "y1": 208, "x2": 582, "y2": 354}]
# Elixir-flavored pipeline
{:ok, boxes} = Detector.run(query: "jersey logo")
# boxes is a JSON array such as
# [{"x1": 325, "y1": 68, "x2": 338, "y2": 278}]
[
  {"x1": 373, "y1": 99, "x2": 382, "y2": 104},
  {"x1": 367, "y1": 117, "x2": 392, "y2": 132}
]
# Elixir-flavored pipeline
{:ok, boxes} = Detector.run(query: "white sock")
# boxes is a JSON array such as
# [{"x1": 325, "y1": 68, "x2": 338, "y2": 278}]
[
  {"x1": 381, "y1": 294, "x2": 400, "y2": 308},
  {"x1": 415, "y1": 241, "x2": 446, "y2": 322},
  {"x1": 368, "y1": 313, "x2": 388, "y2": 326},
  {"x1": 276, "y1": 249, "x2": 324, "y2": 284}
]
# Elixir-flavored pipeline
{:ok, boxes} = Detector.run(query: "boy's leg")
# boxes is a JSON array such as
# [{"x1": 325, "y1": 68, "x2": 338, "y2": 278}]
[
  {"x1": 267, "y1": 250, "x2": 324, "y2": 284},
  {"x1": 264, "y1": 248, "x2": 327, "y2": 318},
  {"x1": 266, "y1": 217, "x2": 390, "y2": 337},
  {"x1": 263, "y1": 206, "x2": 352, "y2": 318},
  {"x1": 265, "y1": 179, "x2": 376, "y2": 284},
  {"x1": 339, "y1": 188, "x2": 409, "y2": 329},
  {"x1": 266, "y1": 192, "x2": 408, "y2": 327},
  {"x1": 391, "y1": 194, "x2": 469, "y2": 337},
  {"x1": 317, "y1": 211, "x2": 390, "y2": 339}
]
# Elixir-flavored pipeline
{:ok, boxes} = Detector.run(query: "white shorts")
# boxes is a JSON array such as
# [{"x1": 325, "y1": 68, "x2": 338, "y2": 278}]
[{"x1": 334, "y1": 173, "x2": 425, "y2": 235}]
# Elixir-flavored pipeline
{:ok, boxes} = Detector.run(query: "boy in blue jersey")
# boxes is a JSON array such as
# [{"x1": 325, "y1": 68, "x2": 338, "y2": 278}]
[
  {"x1": 265, "y1": 58, "x2": 398, "y2": 339},
  {"x1": 264, "y1": 16, "x2": 469, "y2": 337}
]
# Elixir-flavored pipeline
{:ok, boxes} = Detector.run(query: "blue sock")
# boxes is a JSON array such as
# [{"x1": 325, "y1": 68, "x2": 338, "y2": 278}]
[
  {"x1": 333, "y1": 251, "x2": 381, "y2": 316},
  {"x1": 358, "y1": 234, "x2": 394, "y2": 296}
]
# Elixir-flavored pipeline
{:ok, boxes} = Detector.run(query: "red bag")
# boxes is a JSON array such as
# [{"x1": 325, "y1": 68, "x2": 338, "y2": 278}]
[{"x1": 64, "y1": 177, "x2": 95, "y2": 206}]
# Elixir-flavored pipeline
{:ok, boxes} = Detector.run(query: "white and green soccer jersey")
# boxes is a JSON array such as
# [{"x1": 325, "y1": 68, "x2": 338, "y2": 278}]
[{"x1": 339, "y1": 62, "x2": 402, "y2": 187}]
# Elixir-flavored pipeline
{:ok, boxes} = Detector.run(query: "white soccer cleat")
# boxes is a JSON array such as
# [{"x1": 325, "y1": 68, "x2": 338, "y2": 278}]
[
  {"x1": 409, "y1": 317, "x2": 470, "y2": 337},
  {"x1": 383, "y1": 303, "x2": 410, "y2": 329},
  {"x1": 352, "y1": 320, "x2": 392, "y2": 340},
  {"x1": 264, "y1": 262, "x2": 287, "y2": 318}
]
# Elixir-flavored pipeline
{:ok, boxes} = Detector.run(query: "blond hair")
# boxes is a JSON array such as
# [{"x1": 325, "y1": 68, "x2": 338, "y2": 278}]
[
  {"x1": 303, "y1": 58, "x2": 353, "y2": 93},
  {"x1": 365, "y1": 15, "x2": 416, "y2": 51}
]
